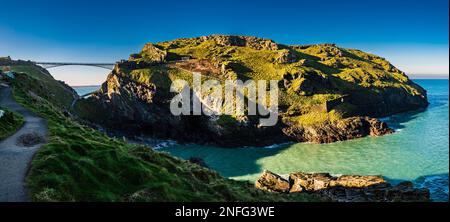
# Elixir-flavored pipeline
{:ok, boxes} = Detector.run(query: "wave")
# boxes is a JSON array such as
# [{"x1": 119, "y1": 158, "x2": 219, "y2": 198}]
[
  {"x1": 153, "y1": 140, "x2": 178, "y2": 149},
  {"x1": 264, "y1": 142, "x2": 294, "y2": 149},
  {"x1": 414, "y1": 174, "x2": 449, "y2": 202}
]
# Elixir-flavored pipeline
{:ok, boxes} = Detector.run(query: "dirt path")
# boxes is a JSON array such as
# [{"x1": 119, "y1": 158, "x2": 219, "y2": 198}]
[{"x1": 0, "y1": 85, "x2": 48, "y2": 202}]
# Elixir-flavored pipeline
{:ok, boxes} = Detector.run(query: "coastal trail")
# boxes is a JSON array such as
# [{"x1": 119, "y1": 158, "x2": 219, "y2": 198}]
[{"x1": 0, "y1": 84, "x2": 48, "y2": 202}]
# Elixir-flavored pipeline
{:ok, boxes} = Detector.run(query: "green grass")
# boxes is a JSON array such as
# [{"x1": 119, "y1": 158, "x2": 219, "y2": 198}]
[
  {"x1": 152, "y1": 37, "x2": 420, "y2": 96},
  {"x1": 10, "y1": 65, "x2": 318, "y2": 202},
  {"x1": 0, "y1": 107, "x2": 24, "y2": 140},
  {"x1": 129, "y1": 66, "x2": 193, "y2": 89},
  {"x1": 288, "y1": 110, "x2": 343, "y2": 127},
  {"x1": 10, "y1": 65, "x2": 76, "y2": 108}
]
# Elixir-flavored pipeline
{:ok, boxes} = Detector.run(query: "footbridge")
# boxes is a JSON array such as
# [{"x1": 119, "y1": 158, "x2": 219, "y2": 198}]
[{"x1": 34, "y1": 62, "x2": 115, "y2": 70}]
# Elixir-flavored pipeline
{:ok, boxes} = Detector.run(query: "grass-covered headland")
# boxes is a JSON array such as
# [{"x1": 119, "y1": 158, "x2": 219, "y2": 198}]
[{"x1": 77, "y1": 35, "x2": 427, "y2": 147}]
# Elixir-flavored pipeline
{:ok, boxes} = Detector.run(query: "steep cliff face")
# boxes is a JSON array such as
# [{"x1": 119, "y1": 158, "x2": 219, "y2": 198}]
[
  {"x1": 77, "y1": 35, "x2": 428, "y2": 147},
  {"x1": 79, "y1": 64, "x2": 288, "y2": 147},
  {"x1": 282, "y1": 117, "x2": 394, "y2": 143}
]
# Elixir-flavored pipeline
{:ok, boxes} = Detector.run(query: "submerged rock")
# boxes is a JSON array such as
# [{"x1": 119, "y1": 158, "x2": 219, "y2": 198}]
[{"x1": 256, "y1": 171, "x2": 430, "y2": 202}]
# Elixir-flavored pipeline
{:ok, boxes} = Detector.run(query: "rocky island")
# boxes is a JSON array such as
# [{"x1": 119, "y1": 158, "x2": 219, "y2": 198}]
[{"x1": 75, "y1": 35, "x2": 428, "y2": 147}]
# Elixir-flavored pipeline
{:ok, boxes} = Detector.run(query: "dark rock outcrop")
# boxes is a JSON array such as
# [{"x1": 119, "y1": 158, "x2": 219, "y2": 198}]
[
  {"x1": 256, "y1": 171, "x2": 430, "y2": 202},
  {"x1": 283, "y1": 117, "x2": 394, "y2": 143},
  {"x1": 347, "y1": 85, "x2": 429, "y2": 117}
]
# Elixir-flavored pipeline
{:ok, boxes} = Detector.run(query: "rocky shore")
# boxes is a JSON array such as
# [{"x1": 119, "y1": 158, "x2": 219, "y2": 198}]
[{"x1": 255, "y1": 171, "x2": 430, "y2": 202}]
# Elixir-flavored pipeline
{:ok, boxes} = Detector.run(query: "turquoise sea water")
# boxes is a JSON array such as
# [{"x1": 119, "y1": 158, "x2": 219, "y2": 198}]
[
  {"x1": 160, "y1": 79, "x2": 449, "y2": 201},
  {"x1": 75, "y1": 80, "x2": 449, "y2": 201},
  {"x1": 73, "y1": 85, "x2": 100, "y2": 96}
]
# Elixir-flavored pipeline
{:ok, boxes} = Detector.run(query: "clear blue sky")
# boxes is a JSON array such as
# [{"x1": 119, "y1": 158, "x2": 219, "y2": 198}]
[{"x1": 0, "y1": 0, "x2": 448, "y2": 85}]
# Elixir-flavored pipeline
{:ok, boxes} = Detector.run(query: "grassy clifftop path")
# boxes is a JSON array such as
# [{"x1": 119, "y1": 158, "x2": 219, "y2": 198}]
[{"x1": 0, "y1": 85, "x2": 47, "y2": 201}]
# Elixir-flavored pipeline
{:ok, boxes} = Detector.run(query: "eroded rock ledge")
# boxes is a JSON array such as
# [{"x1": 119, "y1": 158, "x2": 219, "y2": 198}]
[
  {"x1": 283, "y1": 117, "x2": 394, "y2": 143},
  {"x1": 255, "y1": 170, "x2": 430, "y2": 202}
]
